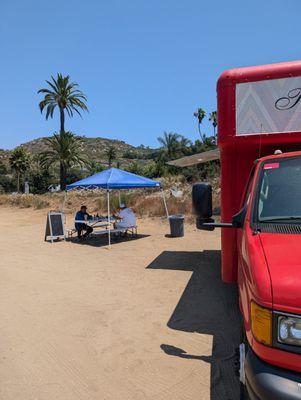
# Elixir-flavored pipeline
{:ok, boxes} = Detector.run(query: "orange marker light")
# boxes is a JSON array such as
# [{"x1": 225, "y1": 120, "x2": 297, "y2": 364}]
[{"x1": 251, "y1": 302, "x2": 272, "y2": 346}]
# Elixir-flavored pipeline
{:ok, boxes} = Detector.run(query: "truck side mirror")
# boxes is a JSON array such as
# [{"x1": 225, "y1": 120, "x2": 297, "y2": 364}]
[
  {"x1": 192, "y1": 183, "x2": 215, "y2": 231},
  {"x1": 192, "y1": 182, "x2": 213, "y2": 218}
]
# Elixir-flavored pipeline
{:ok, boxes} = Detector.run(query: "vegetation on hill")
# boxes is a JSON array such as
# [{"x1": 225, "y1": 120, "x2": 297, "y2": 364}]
[
  {"x1": 9, "y1": 147, "x2": 30, "y2": 192},
  {"x1": 0, "y1": 129, "x2": 219, "y2": 194},
  {"x1": 0, "y1": 174, "x2": 220, "y2": 217}
]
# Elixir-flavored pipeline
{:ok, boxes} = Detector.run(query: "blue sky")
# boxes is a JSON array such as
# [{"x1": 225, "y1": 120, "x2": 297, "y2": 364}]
[{"x1": 1, "y1": 0, "x2": 300, "y2": 149}]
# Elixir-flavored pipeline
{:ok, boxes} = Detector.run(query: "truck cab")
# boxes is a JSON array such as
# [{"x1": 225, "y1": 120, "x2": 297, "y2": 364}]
[{"x1": 193, "y1": 61, "x2": 301, "y2": 399}]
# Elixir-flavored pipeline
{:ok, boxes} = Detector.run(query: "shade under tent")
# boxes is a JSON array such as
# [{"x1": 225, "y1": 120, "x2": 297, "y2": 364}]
[{"x1": 65, "y1": 168, "x2": 169, "y2": 247}]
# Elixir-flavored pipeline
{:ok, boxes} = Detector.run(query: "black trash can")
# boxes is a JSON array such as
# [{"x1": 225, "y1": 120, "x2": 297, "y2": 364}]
[{"x1": 169, "y1": 214, "x2": 184, "y2": 237}]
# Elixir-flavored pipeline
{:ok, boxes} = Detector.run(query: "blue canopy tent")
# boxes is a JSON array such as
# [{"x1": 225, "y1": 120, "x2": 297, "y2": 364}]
[
  {"x1": 66, "y1": 167, "x2": 161, "y2": 190},
  {"x1": 65, "y1": 168, "x2": 169, "y2": 246}
]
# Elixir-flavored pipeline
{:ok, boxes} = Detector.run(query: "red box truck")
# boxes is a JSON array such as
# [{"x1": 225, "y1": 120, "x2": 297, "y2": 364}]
[{"x1": 193, "y1": 61, "x2": 301, "y2": 399}]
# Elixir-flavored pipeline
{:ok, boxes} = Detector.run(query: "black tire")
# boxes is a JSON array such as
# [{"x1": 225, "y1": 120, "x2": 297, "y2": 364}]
[{"x1": 240, "y1": 382, "x2": 249, "y2": 400}]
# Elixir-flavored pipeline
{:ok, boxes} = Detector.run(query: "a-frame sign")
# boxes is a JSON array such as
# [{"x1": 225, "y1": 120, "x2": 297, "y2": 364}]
[{"x1": 45, "y1": 212, "x2": 65, "y2": 243}]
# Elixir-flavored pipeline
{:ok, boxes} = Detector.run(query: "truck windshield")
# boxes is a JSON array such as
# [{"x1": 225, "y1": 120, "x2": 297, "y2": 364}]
[{"x1": 257, "y1": 157, "x2": 301, "y2": 222}]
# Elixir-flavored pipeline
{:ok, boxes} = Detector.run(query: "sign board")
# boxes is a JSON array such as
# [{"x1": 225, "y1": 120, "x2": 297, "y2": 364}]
[
  {"x1": 236, "y1": 76, "x2": 301, "y2": 135},
  {"x1": 44, "y1": 212, "x2": 65, "y2": 243},
  {"x1": 24, "y1": 181, "x2": 29, "y2": 194}
]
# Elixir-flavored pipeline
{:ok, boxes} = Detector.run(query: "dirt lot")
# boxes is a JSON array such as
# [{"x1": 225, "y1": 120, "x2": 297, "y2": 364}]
[{"x1": 0, "y1": 207, "x2": 241, "y2": 400}]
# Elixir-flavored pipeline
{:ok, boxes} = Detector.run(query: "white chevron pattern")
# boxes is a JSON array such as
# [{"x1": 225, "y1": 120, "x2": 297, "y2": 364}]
[{"x1": 236, "y1": 76, "x2": 301, "y2": 135}]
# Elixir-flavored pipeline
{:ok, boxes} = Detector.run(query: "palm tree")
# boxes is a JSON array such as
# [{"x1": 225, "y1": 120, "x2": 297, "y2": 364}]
[
  {"x1": 157, "y1": 132, "x2": 181, "y2": 160},
  {"x1": 38, "y1": 74, "x2": 88, "y2": 188},
  {"x1": 105, "y1": 146, "x2": 117, "y2": 168},
  {"x1": 9, "y1": 147, "x2": 30, "y2": 192},
  {"x1": 41, "y1": 132, "x2": 86, "y2": 189},
  {"x1": 38, "y1": 73, "x2": 88, "y2": 134},
  {"x1": 87, "y1": 160, "x2": 105, "y2": 175},
  {"x1": 154, "y1": 152, "x2": 168, "y2": 177},
  {"x1": 209, "y1": 111, "x2": 217, "y2": 137},
  {"x1": 179, "y1": 136, "x2": 192, "y2": 155},
  {"x1": 193, "y1": 108, "x2": 206, "y2": 138}
]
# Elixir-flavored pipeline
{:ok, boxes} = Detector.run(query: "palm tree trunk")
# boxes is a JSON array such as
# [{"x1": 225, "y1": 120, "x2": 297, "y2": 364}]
[
  {"x1": 59, "y1": 107, "x2": 65, "y2": 189},
  {"x1": 60, "y1": 164, "x2": 67, "y2": 191},
  {"x1": 198, "y1": 123, "x2": 203, "y2": 140},
  {"x1": 59, "y1": 107, "x2": 65, "y2": 135}
]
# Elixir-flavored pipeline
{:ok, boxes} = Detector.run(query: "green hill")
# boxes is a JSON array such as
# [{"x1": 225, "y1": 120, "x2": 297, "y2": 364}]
[{"x1": 1, "y1": 136, "x2": 159, "y2": 168}]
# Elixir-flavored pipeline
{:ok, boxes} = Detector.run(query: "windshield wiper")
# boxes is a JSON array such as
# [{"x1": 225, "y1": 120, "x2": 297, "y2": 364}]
[{"x1": 260, "y1": 216, "x2": 301, "y2": 222}]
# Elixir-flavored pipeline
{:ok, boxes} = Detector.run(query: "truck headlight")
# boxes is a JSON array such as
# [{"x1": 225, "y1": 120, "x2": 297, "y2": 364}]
[{"x1": 278, "y1": 315, "x2": 301, "y2": 346}]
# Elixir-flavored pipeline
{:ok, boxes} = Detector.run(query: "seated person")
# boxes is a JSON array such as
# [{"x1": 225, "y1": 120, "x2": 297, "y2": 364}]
[
  {"x1": 115, "y1": 203, "x2": 136, "y2": 229},
  {"x1": 75, "y1": 205, "x2": 93, "y2": 239}
]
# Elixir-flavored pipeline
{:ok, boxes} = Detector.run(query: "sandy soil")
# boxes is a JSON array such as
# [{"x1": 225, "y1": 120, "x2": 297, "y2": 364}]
[{"x1": 0, "y1": 207, "x2": 241, "y2": 400}]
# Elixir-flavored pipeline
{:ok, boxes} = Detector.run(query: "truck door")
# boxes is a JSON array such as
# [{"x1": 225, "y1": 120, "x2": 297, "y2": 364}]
[{"x1": 237, "y1": 167, "x2": 255, "y2": 318}]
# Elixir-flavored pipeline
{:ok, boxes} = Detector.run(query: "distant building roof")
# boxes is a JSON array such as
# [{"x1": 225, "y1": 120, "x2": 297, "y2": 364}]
[{"x1": 167, "y1": 148, "x2": 220, "y2": 167}]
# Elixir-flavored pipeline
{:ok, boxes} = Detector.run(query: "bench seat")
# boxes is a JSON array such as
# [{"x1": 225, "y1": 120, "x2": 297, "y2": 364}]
[
  {"x1": 92, "y1": 229, "x2": 124, "y2": 236},
  {"x1": 66, "y1": 226, "x2": 138, "y2": 239},
  {"x1": 92, "y1": 226, "x2": 138, "y2": 237}
]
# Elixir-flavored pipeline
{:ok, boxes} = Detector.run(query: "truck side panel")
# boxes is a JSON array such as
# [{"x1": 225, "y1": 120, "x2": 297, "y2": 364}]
[{"x1": 217, "y1": 61, "x2": 301, "y2": 282}]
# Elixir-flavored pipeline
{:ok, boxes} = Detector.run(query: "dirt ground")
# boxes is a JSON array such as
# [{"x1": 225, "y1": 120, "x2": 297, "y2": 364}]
[{"x1": 0, "y1": 207, "x2": 241, "y2": 400}]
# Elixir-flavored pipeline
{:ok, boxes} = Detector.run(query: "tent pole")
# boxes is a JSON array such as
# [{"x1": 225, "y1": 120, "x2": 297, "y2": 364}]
[
  {"x1": 60, "y1": 190, "x2": 67, "y2": 213},
  {"x1": 107, "y1": 189, "x2": 111, "y2": 248},
  {"x1": 60, "y1": 190, "x2": 67, "y2": 226},
  {"x1": 118, "y1": 190, "x2": 121, "y2": 207},
  {"x1": 161, "y1": 188, "x2": 169, "y2": 219}
]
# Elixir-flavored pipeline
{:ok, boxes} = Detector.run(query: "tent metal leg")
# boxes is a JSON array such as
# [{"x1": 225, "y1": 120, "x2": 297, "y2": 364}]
[
  {"x1": 61, "y1": 190, "x2": 67, "y2": 213},
  {"x1": 60, "y1": 191, "x2": 67, "y2": 227},
  {"x1": 107, "y1": 190, "x2": 111, "y2": 248},
  {"x1": 161, "y1": 188, "x2": 169, "y2": 219}
]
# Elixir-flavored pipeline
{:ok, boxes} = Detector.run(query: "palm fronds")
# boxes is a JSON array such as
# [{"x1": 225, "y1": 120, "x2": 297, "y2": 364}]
[
  {"x1": 40, "y1": 132, "x2": 87, "y2": 170},
  {"x1": 38, "y1": 73, "x2": 88, "y2": 120}
]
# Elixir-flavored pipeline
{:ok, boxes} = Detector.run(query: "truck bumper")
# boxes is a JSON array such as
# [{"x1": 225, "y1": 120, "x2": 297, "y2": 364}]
[{"x1": 245, "y1": 348, "x2": 301, "y2": 400}]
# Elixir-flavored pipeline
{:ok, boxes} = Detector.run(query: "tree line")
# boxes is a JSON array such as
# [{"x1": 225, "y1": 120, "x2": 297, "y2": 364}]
[{"x1": 1, "y1": 74, "x2": 218, "y2": 194}]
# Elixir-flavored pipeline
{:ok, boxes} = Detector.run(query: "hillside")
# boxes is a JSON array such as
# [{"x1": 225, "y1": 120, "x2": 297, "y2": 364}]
[
  {"x1": 0, "y1": 136, "x2": 159, "y2": 167},
  {"x1": 0, "y1": 149, "x2": 10, "y2": 164}
]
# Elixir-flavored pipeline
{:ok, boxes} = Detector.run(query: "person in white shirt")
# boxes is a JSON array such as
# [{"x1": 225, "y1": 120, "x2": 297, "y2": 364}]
[{"x1": 116, "y1": 203, "x2": 136, "y2": 229}]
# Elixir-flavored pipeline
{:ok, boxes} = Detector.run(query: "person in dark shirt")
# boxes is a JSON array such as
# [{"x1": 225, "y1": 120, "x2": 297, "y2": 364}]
[{"x1": 75, "y1": 205, "x2": 93, "y2": 239}]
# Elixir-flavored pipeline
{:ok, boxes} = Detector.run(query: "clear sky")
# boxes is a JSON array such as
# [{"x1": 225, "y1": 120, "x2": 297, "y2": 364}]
[{"x1": 1, "y1": 0, "x2": 301, "y2": 149}]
